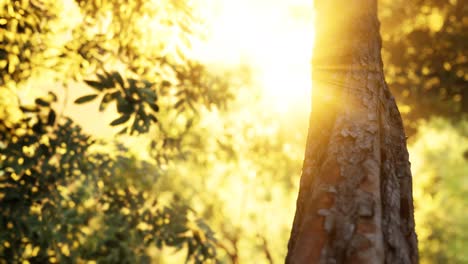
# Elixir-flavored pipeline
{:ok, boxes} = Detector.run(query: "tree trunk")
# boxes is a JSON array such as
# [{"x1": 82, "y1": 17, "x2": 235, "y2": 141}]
[{"x1": 286, "y1": 1, "x2": 418, "y2": 263}]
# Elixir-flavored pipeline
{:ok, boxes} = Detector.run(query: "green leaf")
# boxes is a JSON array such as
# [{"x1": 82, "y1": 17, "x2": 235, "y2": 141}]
[
  {"x1": 110, "y1": 114, "x2": 131, "y2": 126},
  {"x1": 48, "y1": 91, "x2": 58, "y2": 102},
  {"x1": 99, "y1": 91, "x2": 119, "y2": 112},
  {"x1": 47, "y1": 110, "x2": 56, "y2": 126},
  {"x1": 148, "y1": 103, "x2": 159, "y2": 112},
  {"x1": 19, "y1": 105, "x2": 39, "y2": 113},
  {"x1": 161, "y1": 80, "x2": 171, "y2": 88},
  {"x1": 32, "y1": 120, "x2": 44, "y2": 134},
  {"x1": 116, "y1": 97, "x2": 133, "y2": 114},
  {"x1": 74, "y1": 94, "x2": 98, "y2": 104},
  {"x1": 175, "y1": 99, "x2": 184, "y2": 109},
  {"x1": 140, "y1": 87, "x2": 157, "y2": 102},
  {"x1": 85, "y1": 75, "x2": 114, "y2": 90},
  {"x1": 84, "y1": 80, "x2": 104, "y2": 91},
  {"x1": 111, "y1": 71, "x2": 125, "y2": 88},
  {"x1": 128, "y1": 79, "x2": 138, "y2": 90},
  {"x1": 149, "y1": 114, "x2": 158, "y2": 123},
  {"x1": 97, "y1": 73, "x2": 107, "y2": 82},
  {"x1": 35, "y1": 98, "x2": 50, "y2": 107}
]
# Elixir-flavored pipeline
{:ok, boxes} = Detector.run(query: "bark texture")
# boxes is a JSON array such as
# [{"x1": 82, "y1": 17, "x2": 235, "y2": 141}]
[{"x1": 286, "y1": 1, "x2": 418, "y2": 263}]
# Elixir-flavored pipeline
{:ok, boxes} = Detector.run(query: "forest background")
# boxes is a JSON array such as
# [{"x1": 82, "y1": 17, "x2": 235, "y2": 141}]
[{"x1": 0, "y1": 0, "x2": 467, "y2": 263}]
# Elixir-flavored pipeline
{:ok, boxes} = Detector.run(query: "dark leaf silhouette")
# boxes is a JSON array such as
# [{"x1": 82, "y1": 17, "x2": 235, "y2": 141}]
[
  {"x1": 74, "y1": 94, "x2": 98, "y2": 104},
  {"x1": 110, "y1": 114, "x2": 131, "y2": 126}
]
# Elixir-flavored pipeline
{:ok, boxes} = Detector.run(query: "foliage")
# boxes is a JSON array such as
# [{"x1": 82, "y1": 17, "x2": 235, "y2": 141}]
[
  {"x1": 150, "y1": 89, "x2": 308, "y2": 263},
  {"x1": 75, "y1": 71, "x2": 160, "y2": 135},
  {"x1": 0, "y1": 95, "x2": 217, "y2": 263},
  {"x1": 1, "y1": 0, "x2": 467, "y2": 263},
  {"x1": 380, "y1": 1, "x2": 468, "y2": 261},
  {"x1": 0, "y1": 0, "x2": 232, "y2": 124},
  {"x1": 0, "y1": 0, "x2": 59, "y2": 87},
  {"x1": 380, "y1": 0, "x2": 468, "y2": 125},
  {"x1": 0, "y1": 0, "x2": 226, "y2": 263},
  {"x1": 409, "y1": 118, "x2": 468, "y2": 264},
  {"x1": 380, "y1": 2, "x2": 468, "y2": 259}
]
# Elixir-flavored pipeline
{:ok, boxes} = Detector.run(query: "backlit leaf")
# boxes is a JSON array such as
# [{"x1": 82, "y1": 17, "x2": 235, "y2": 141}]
[
  {"x1": 74, "y1": 94, "x2": 98, "y2": 104},
  {"x1": 110, "y1": 114, "x2": 131, "y2": 126}
]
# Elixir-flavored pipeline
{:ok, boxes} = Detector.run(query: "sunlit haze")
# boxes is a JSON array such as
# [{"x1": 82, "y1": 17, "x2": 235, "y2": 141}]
[
  {"x1": 193, "y1": 0, "x2": 315, "y2": 113},
  {"x1": 46, "y1": 0, "x2": 316, "y2": 136}
]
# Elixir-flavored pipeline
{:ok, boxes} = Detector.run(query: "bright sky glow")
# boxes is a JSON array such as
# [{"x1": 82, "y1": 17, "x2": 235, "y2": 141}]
[
  {"x1": 42, "y1": 0, "x2": 316, "y2": 136},
  {"x1": 193, "y1": 0, "x2": 316, "y2": 113}
]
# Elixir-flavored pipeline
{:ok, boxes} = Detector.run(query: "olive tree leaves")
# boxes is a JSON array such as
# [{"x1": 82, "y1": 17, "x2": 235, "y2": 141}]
[
  {"x1": 74, "y1": 94, "x2": 98, "y2": 104},
  {"x1": 0, "y1": 95, "x2": 217, "y2": 263},
  {"x1": 74, "y1": 71, "x2": 160, "y2": 135}
]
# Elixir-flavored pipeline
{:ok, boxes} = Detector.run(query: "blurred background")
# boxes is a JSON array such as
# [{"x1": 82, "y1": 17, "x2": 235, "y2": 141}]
[{"x1": 0, "y1": 0, "x2": 466, "y2": 263}]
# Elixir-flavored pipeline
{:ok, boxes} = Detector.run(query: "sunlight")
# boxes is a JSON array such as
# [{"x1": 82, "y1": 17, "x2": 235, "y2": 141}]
[{"x1": 192, "y1": 0, "x2": 316, "y2": 113}]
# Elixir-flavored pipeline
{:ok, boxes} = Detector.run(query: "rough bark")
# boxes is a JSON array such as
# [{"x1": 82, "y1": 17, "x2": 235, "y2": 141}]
[{"x1": 286, "y1": 1, "x2": 418, "y2": 263}]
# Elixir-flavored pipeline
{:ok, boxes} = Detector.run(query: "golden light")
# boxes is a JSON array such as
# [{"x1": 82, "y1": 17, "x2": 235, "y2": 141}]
[
  {"x1": 42, "y1": 0, "x2": 316, "y2": 136},
  {"x1": 193, "y1": 0, "x2": 316, "y2": 114}
]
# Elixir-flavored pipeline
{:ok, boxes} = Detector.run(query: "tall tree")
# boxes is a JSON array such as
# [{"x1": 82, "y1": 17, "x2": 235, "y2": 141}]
[{"x1": 286, "y1": 0, "x2": 418, "y2": 263}]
